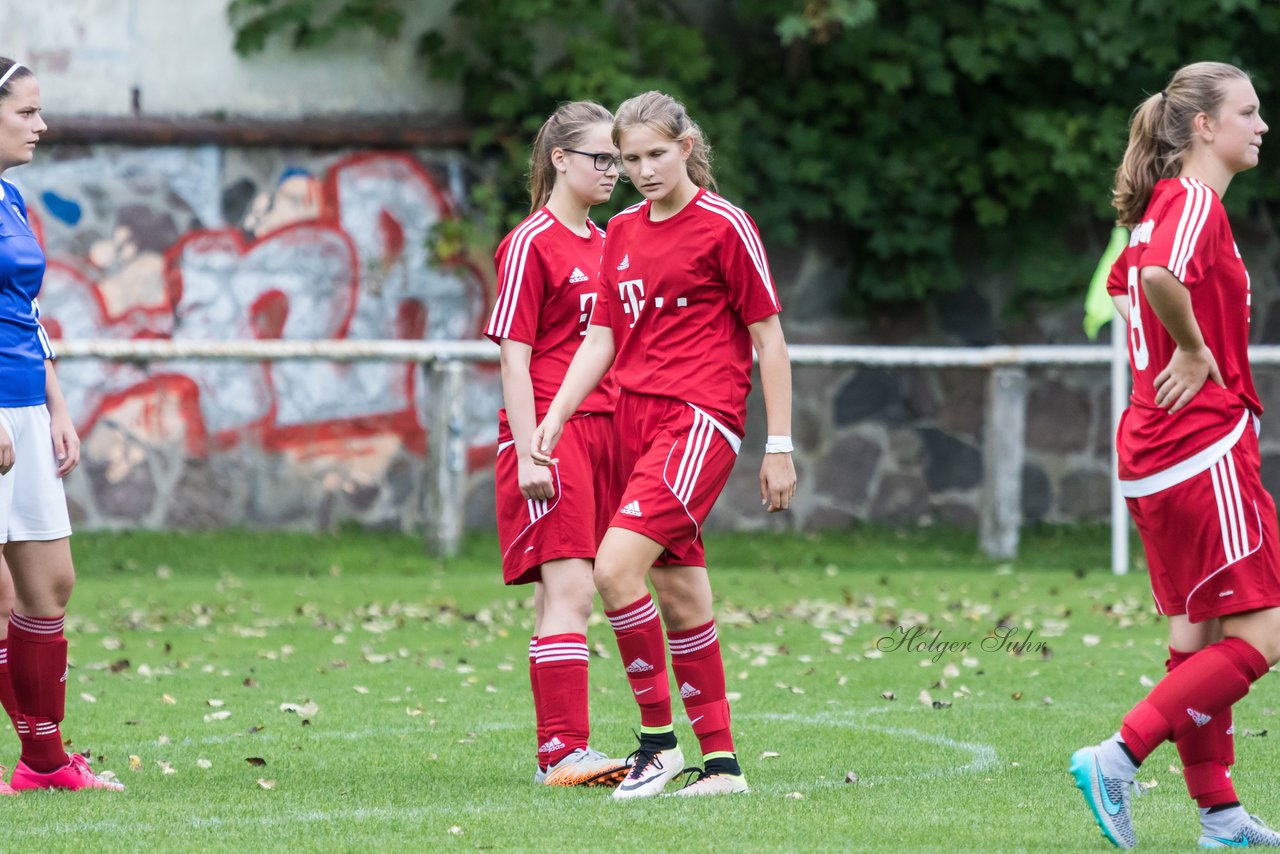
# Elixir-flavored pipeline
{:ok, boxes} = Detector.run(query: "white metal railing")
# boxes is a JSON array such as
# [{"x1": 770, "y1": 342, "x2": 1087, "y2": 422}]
[{"x1": 61, "y1": 335, "x2": 1258, "y2": 570}]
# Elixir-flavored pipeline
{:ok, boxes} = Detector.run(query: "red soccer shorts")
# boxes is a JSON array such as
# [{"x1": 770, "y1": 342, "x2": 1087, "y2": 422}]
[
  {"x1": 1126, "y1": 425, "x2": 1280, "y2": 622},
  {"x1": 609, "y1": 392, "x2": 741, "y2": 568},
  {"x1": 495, "y1": 412, "x2": 617, "y2": 585}
]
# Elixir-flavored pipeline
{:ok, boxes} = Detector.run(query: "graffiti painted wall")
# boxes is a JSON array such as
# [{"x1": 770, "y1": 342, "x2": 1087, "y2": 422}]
[{"x1": 16, "y1": 146, "x2": 501, "y2": 531}]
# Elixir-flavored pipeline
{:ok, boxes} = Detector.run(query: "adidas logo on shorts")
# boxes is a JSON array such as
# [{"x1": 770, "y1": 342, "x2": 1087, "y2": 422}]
[
  {"x1": 569, "y1": 267, "x2": 588, "y2": 283},
  {"x1": 679, "y1": 682, "x2": 701, "y2": 699},
  {"x1": 1187, "y1": 707, "x2": 1212, "y2": 727},
  {"x1": 620, "y1": 500, "x2": 642, "y2": 517},
  {"x1": 617, "y1": 254, "x2": 630, "y2": 271},
  {"x1": 538, "y1": 736, "x2": 566, "y2": 754},
  {"x1": 625, "y1": 658, "x2": 654, "y2": 673}
]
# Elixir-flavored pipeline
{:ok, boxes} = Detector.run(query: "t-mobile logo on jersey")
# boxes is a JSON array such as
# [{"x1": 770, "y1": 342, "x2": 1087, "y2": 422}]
[
  {"x1": 579, "y1": 292, "x2": 597, "y2": 337},
  {"x1": 619, "y1": 278, "x2": 646, "y2": 328}
]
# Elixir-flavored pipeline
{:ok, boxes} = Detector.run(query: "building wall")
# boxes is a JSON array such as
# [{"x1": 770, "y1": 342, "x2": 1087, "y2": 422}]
[{"x1": 2, "y1": 0, "x2": 457, "y2": 117}]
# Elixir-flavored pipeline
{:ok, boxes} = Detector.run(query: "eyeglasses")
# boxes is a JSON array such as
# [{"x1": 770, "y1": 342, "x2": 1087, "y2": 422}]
[{"x1": 564, "y1": 149, "x2": 623, "y2": 173}]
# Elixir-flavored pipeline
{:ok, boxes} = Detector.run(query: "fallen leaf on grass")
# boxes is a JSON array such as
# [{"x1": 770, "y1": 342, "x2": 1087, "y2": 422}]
[
  {"x1": 784, "y1": 792, "x2": 804, "y2": 800},
  {"x1": 448, "y1": 826, "x2": 463, "y2": 836},
  {"x1": 279, "y1": 701, "x2": 319, "y2": 716},
  {"x1": 162, "y1": 694, "x2": 176, "y2": 705},
  {"x1": 844, "y1": 772, "x2": 859, "y2": 784},
  {"x1": 197, "y1": 759, "x2": 212, "y2": 769},
  {"x1": 759, "y1": 751, "x2": 780, "y2": 760},
  {"x1": 353, "y1": 686, "x2": 370, "y2": 695},
  {"x1": 256, "y1": 778, "x2": 275, "y2": 790},
  {"x1": 1243, "y1": 729, "x2": 1269, "y2": 738},
  {"x1": 880, "y1": 691, "x2": 895, "y2": 701},
  {"x1": 1082, "y1": 635, "x2": 1101, "y2": 647},
  {"x1": 80, "y1": 693, "x2": 97, "y2": 704},
  {"x1": 204, "y1": 710, "x2": 232, "y2": 722},
  {"x1": 245, "y1": 757, "x2": 267, "y2": 767},
  {"x1": 109, "y1": 659, "x2": 130, "y2": 673},
  {"x1": 128, "y1": 755, "x2": 142, "y2": 772},
  {"x1": 932, "y1": 700, "x2": 952, "y2": 710},
  {"x1": 206, "y1": 699, "x2": 225, "y2": 708},
  {"x1": 1011, "y1": 692, "x2": 1023, "y2": 701},
  {"x1": 1139, "y1": 675, "x2": 1155, "y2": 689},
  {"x1": 157, "y1": 760, "x2": 176, "y2": 775},
  {"x1": 917, "y1": 690, "x2": 932, "y2": 706},
  {"x1": 1139, "y1": 779, "x2": 1158, "y2": 790}
]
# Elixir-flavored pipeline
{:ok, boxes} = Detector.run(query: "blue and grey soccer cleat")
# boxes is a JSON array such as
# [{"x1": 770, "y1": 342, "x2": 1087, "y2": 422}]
[
  {"x1": 1071, "y1": 744, "x2": 1140, "y2": 849},
  {"x1": 1200, "y1": 813, "x2": 1280, "y2": 848}
]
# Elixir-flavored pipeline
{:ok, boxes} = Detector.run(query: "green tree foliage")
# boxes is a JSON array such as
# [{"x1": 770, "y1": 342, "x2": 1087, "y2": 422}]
[{"x1": 229, "y1": 0, "x2": 1280, "y2": 309}]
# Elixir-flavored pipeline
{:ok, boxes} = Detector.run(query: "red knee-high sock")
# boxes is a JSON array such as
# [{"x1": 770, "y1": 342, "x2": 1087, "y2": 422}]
[
  {"x1": 529, "y1": 637, "x2": 545, "y2": 768},
  {"x1": 606, "y1": 595, "x2": 671, "y2": 729},
  {"x1": 1167, "y1": 647, "x2": 1238, "y2": 808},
  {"x1": 1122, "y1": 637, "x2": 1267, "y2": 764},
  {"x1": 0, "y1": 636, "x2": 20, "y2": 735},
  {"x1": 8, "y1": 612, "x2": 70, "y2": 772},
  {"x1": 668, "y1": 620, "x2": 734, "y2": 757},
  {"x1": 533, "y1": 633, "x2": 590, "y2": 767}
]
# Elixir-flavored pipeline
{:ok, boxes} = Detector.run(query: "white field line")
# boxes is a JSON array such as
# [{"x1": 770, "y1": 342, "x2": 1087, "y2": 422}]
[{"x1": 5, "y1": 707, "x2": 996, "y2": 838}]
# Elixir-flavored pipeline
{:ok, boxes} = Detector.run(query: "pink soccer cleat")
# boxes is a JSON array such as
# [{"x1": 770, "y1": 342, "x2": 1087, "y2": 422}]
[
  {"x1": 10, "y1": 753, "x2": 125, "y2": 792},
  {"x1": 0, "y1": 765, "x2": 15, "y2": 796}
]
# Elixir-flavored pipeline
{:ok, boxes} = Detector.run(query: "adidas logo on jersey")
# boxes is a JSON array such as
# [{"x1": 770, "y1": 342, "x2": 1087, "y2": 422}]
[
  {"x1": 568, "y1": 267, "x2": 588, "y2": 283},
  {"x1": 1187, "y1": 707, "x2": 1212, "y2": 727},
  {"x1": 620, "y1": 500, "x2": 642, "y2": 517},
  {"x1": 625, "y1": 657, "x2": 654, "y2": 673},
  {"x1": 538, "y1": 736, "x2": 566, "y2": 754},
  {"x1": 679, "y1": 682, "x2": 701, "y2": 699},
  {"x1": 617, "y1": 254, "x2": 630, "y2": 271}
]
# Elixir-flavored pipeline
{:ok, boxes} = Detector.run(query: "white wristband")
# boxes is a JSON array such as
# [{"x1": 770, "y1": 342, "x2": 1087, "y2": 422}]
[{"x1": 765, "y1": 434, "x2": 793, "y2": 454}]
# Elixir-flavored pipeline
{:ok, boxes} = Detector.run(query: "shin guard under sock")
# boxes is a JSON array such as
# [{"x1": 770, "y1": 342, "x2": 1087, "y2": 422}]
[
  {"x1": 1168, "y1": 646, "x2": 1238, "y2": 808},
  {"x1": 533, "y1": 633, "x2": 590, "y2": 767},
  {"x1": 668, "y1": 620, "x2": 734, "y2": 756},
  {"x1": 1122, "y1": 637, "x2": 1267, "y2": 764},
  {"x1": 0, "y1": 637, "x2": 20, "y2": 736},
  {"x1": 8, "y1": 612, "x2": 70, "y2": 772},
  {"x1": 606, "y1": 595, "x2": 671, "y2": 728}
]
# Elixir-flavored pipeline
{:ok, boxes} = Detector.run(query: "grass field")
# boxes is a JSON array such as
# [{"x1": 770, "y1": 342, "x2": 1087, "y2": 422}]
[{"x1": 4, "y1": 525, "x2": 1276, "y2": 852}]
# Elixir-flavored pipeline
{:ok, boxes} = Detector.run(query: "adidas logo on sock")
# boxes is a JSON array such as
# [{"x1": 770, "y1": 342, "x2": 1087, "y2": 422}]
[
  {"x1": 617, "y1": 254, "x2": 630, "y2": 271},
  {"x1": 569, "y1": 267, "x2": 588, "y2": 283},
  {"x1": 679, "y1": 682, "x2": 701, "y2": 699},
  {"x1": 620, "y1": 500, "x2": 642, "y2": 517},
  {"x1": 60, "y1": 666, "x2": 68, "y2": 684},
  {"x1": 1187, "y1": 707, "x2": 1212, "y2": 727},
  {"x1": 625, "y1": 657, "x2": 654, "y2": 673},
  {"x1": 538, "y1": 736, "x2": 566, "y2": 755}
]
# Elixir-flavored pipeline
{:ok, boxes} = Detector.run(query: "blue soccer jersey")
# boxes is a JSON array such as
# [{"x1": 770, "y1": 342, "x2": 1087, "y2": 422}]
[{"x1": 0, "y1": 178, "x2": 53, "y2": 407}]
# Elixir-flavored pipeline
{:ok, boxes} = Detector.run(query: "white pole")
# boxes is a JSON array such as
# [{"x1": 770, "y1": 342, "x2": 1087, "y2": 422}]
[{"x1": 1110, "y1": 317, "x2": 1130, "y2": 575}]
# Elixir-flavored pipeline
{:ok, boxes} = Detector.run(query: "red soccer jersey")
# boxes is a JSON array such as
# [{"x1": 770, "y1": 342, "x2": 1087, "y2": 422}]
[
  {"x1": 591, "y1": 189, "x2": 781, "y2": 436},
  {"x1": 485, "y1": 207, "x2": 616, "y2": 440},
  {"x1": 1106, "y1": 177, "x2": 1260, "y2": 484}
]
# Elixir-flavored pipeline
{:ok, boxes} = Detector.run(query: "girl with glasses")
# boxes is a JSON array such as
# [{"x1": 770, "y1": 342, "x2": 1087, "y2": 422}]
[{"x1": 484, "y1": 100, "x2": 630, "y2": 787}]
